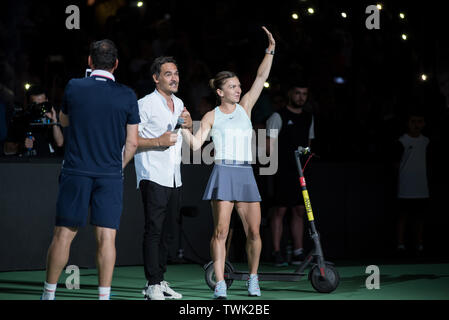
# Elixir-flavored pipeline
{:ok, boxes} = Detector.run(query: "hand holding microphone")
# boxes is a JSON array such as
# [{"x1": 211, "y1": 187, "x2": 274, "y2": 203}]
[
  {"x1": 175, "y1": 117, "x2": 185, "y2": 131},
  {"x1": 158, "y1": 131, "x2": 178, "y2": 147},
  {"x1": 179, "y1": 107, "x2": 193, "y2": 130},
  {"x1": 159, "y1": 109, "x2": 192, "y2": 148}
]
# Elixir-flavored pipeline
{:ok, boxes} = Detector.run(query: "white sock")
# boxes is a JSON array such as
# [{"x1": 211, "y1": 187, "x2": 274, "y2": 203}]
[
  {"x1": 293, "y1": 248, "x2": 304, "y2": 256},
  {"x1": 99, "y1": 286, "x2": 111, "y2": 300},
  {"x1": 42, "y1": 282, "x2": 57, "y2": 300}
]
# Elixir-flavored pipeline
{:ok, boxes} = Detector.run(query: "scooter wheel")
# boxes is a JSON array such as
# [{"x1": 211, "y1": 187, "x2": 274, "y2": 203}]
[
  {"x1": 204, "y1": 261, "x2": 234, "y2": 290},
  {"x1": 309, "y1": 263, "x2": 340, "y2": 293}
]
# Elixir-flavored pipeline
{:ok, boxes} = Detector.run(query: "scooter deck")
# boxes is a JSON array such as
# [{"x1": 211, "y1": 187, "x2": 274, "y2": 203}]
[{"x1": 226, "y1": 271, "x2": 307, "y2": 282}]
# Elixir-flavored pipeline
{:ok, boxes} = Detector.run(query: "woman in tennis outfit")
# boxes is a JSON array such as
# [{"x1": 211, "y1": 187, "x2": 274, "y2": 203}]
[{"x1": 181, "y1": 26, "x2": 275, "y2": 299}]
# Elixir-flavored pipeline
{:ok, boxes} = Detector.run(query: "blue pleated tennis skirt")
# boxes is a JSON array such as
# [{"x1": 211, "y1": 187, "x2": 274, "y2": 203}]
[{"x1": 202, "y1": 160, "x2": 262, "y2": 202}]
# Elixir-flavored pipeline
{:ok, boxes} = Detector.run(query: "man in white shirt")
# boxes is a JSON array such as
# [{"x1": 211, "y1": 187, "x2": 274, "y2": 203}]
[{"x1": 134, "y1": 56, "x2": 192, "y2": 300}]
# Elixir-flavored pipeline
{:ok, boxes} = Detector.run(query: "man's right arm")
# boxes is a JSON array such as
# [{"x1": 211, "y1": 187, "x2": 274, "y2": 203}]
[
  {"x1": 122, "y1": 124, "x2": 139, "y2": 169},
  {"x1": 137, "y1": 131, "x2": 178, "y2": 149},
  {"x1": 136, "y1": 96, "x2": 177, "y2": 150}
]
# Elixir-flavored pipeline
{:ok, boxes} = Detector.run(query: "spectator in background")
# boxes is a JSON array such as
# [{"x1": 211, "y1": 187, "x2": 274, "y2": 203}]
[
  {"x1": 195, "y1": 95, "x2": 215, "y2": 120},
  {"x1": 266, "y1": 80, "x2": 315, "y2": 266},
  {"x1": 394, "y1": 109, "x2": 431, "y2": 257},
  {"x1": 271, "y1": 90, "x2": 288, "y2": 113},
  {"x1": 251, "y1": 90, "x2": 273, "y2": 130},
  {"x1": 0, "y1": 92, "x2": 8, "y2": 149},
  {"x1": 3, "y1": 86, "x2": 64, "y2": 157},
  {"x1": 0, "y1": 56, "x2": 15, "y2": 156},
  {"x1": 186, "y1": 59, "x2": 212, "y2": 118},
  {"x1": 0, "y1": 84, "x2": 14, "y2": 155}
]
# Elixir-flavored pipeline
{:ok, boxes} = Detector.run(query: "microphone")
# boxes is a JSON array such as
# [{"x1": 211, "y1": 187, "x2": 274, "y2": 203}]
[{"x1": 175, "y1": 117, "x2": 185, "y2": 131}]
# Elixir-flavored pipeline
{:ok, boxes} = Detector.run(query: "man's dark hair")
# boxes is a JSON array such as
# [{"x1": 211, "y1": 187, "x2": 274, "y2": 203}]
[
  {"x1": 89, "y1": 39, "x2": 118, "y2": 70},
  {"x1": 288, "y1": 78, "x2": 310, "y2": 90},
  {"x1": 27, "y1": 85, "x2": 45, "y2": 97},
  {"x1": 406, "y1": 107, "x2": 426, "y2": 120},
  {"x1": 150, "y1": 56, "x2": 177, "y2": 79}
]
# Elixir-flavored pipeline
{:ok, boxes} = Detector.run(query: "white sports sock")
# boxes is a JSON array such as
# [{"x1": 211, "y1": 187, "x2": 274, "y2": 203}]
[
  {"x1": 293, "y1": 248, "x2": 304, "y2": 256},
  {"x1": 42, "y1": 282, "x2": 57, "y2": 300},
  {"x1": 99, "y1": 286, "x2": 111, "y2": 300}
]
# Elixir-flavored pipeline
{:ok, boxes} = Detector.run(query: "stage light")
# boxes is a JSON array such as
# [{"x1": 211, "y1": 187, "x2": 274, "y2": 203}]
[
  {"x1": 264, "y1": 81, "x2": 270, "y2": 88},
  {"x1": 399, "y1": 12, "x2": 405, "y2": 19},
  {"x1": 307, "y1": 8, "x2": 315, "y2": 15},
  {"x1": 376, "y1": 4, "x2": 382, "y2": 10},
  {"x1": 341, "y1": 12, "x2": 347, "y2": 18},
  {"x1": 137, "y1": 1, "x2": 143, "y2": 7},
  {"x1": 292, "y1": 13, "x2": 299, "y2": 20},
  {"x1": 24, "y1": 83, "x2": 31, "y2": 91},
  {"x1": 401, "y1": 33, "x2": 408, "y2": 40},
  {"x1": 334, "y1": 77, "x2": 345, "y2": 84},
  {"x1": 421, "y1": 74, "x2": 428, "y2": 81}
]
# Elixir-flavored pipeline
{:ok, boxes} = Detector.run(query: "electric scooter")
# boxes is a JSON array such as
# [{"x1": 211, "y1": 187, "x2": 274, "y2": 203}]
[{"x1": 204, "y1": 146, "x2": 340, "y2": 293}]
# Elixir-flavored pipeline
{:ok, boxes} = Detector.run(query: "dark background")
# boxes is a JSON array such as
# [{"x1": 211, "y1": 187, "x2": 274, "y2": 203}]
[
  {"x1": 1, "y1": 0, "x2": 449, "y2": 161},
  {"x1": 1, "y1": 0, "x2": 449, "y2": 270}
]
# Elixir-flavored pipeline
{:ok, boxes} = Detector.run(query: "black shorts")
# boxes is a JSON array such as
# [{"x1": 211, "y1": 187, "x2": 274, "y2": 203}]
[
  {"x1": 397, "y1": 198, "x2": 430, "y2": 218},
  {"x1": 273, "y1": 170, "x2": 307, "y2": 207}
]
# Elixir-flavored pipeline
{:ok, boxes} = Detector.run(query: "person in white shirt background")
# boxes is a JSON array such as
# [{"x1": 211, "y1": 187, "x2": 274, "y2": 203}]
[
  {"x1": 134, "y1": 56, "x2": 192, "y2": 300},
  {"x1": 395, "y1": 110, "x2": 431, "y2": 257}
]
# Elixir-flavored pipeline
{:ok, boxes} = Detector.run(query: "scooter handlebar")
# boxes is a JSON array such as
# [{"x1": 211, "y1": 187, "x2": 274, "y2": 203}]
[{"x1": 296, "y1": 146, "x2": 311, "y2": 155}]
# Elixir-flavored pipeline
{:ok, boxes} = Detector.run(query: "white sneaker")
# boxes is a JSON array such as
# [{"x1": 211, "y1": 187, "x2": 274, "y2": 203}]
[
  {"x1": 144, "y1": 284, "x2": 165, "y2": 300},
  {"x1": 142, "y1": 281, "x2": 149, "y2": 295},
  {"x1": 160, "y1": 281, "x2": 182, "y2": 299}
]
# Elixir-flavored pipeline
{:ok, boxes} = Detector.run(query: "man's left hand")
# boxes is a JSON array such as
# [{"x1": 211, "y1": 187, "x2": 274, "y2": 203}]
[
  {"x1": 181, "y1": 108, "x2": 193, "y2": 130},
  {"x1": 45, "y1": 107, "x2": 58, "y2": 123}
]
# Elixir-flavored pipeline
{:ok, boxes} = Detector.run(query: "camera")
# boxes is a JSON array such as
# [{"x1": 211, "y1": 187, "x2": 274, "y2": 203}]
[{"x1": 28, "y1": 101, "x2": 53, "y2": 124}]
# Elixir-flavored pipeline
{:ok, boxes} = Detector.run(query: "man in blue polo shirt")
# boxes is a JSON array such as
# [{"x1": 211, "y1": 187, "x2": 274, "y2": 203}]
[{"x1": 41, "y1": 39, "x2": 140, "y2": 300}]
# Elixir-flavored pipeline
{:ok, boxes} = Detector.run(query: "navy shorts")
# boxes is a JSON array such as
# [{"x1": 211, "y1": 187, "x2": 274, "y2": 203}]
[{"x1": 55, "y1": 173, "x2": 124, "y2": 230}]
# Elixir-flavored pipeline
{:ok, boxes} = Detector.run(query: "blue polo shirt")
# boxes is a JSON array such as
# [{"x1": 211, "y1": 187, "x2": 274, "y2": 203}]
[{"x1": 61, "y1": 70, "x2": 140, "y2": 178}]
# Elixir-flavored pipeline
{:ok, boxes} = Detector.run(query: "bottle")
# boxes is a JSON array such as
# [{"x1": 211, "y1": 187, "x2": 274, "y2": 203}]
[{"x1": 25, "y1": 132, "x2": 36, "y2": 156}]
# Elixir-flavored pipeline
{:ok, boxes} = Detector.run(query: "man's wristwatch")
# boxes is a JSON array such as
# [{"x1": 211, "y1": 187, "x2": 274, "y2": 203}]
[{"x1": 265, "y1": 48, "x2": 275, "y2": 55}]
